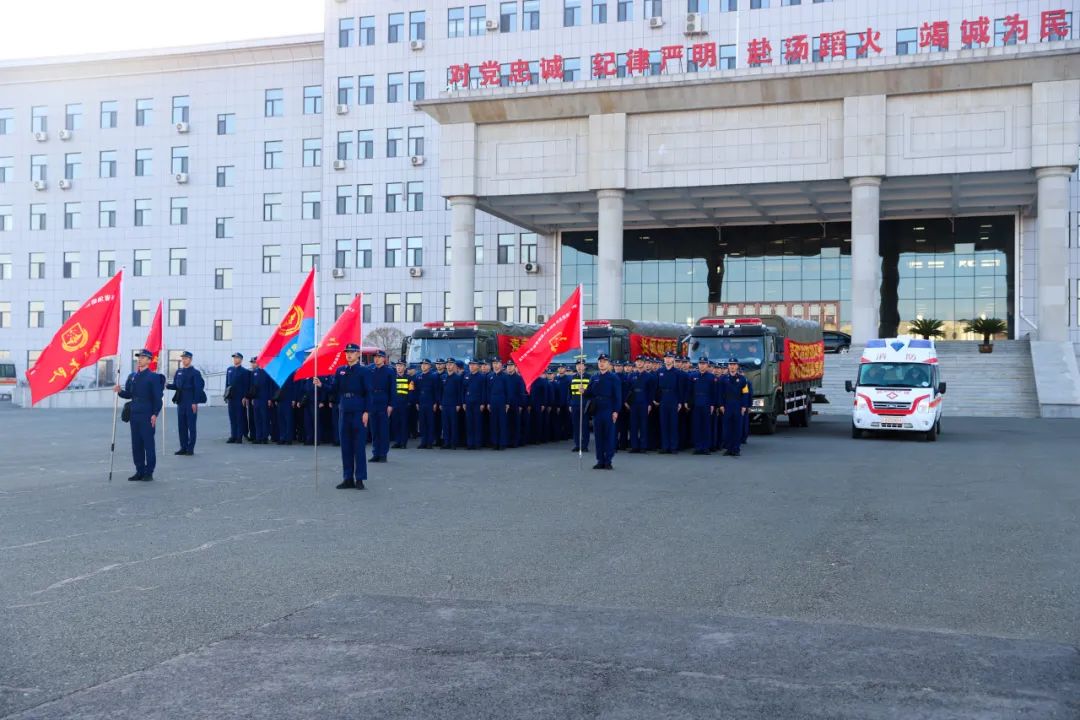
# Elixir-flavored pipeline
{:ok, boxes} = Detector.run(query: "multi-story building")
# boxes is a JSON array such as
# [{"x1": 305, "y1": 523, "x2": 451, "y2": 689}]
[{"x1": 0, "y1": 0, "x2": 1077, "y2": 383}]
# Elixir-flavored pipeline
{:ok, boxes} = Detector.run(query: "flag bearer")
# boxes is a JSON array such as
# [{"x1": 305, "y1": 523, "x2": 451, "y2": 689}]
[
  {"x1": 115, "y1": 349, "x2": 163, "y2": 481},
  {"x1": 315, "y1": 344, "x2": 370, "y2": 489},
  {"x1": 568, "y1": 358, "x2": 591, "y2": 453},
  {"x1": 585, "y1": 354, "x2": 621, "y2": 470},
  {"x1": 166, "y1": 350, "x2": 204, "y2": 455}
]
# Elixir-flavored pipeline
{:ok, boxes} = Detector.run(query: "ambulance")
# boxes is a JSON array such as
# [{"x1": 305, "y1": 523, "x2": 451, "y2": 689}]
[{"x1": 845, "y1": 337, "x2": 946, "y2": 441}]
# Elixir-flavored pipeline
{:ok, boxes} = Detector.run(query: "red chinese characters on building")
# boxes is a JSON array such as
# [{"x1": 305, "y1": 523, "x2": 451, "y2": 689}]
[
  {"x1": 1001, "y1": 14, "x2": 1029, "y2": 44},
  {"x1": 660, "y1": 44, "x2": 683, "y2": 71},
  {"x1": 540, "y1": 55, "x2": 564, "y2": 81},
  {"x1": 626, "y1": 47, "x2": 651, "y2": 75},
  {"x1": 919, "y1": 20, "x2": 950, "y2": 50},
  {"x1": 448, "y1": 64, "x2": 470, "y2": 87},
  {"x1": 857, "y1": 27, "x2": 883, "y2": 56},
  {"x1": 747, "y1": 37, "x2": 773, "y2": 66},
  {"x1": 479, "y1": 60, "x2": 501, "y2": 86},
  {"x1": 1040, "y1": 9, "x2": 1071, "y2": 40},
  {"x1": 690, "y1": 42, "x2": 716, "y2": 68},
  {"x1": 818, "y1": 30, "x2": 847, "y2": 59},
  {"x1": 783, "y1": 34, "x2": 809, "y2": 63},
  {"x1": 509, "y1": 59, "x2": 531, "y2": 84},
  {"x1": 592, "y1": 51, "x2": 616, "y2": 78},
  {"x1": 960, "y1": 16, "x2": 991, "y2": 47}
]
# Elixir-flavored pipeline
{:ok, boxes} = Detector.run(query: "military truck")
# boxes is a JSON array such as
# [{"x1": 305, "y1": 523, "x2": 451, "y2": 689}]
[
  {"x1": 403, "y1": 321, "x2": 540, "y2": 365},
  {"x1": 686, "y1": 315, "x2": 825, "y2": 434},
  {"x1": 550, "y1": 318, "x2": 687, "y2": 369}
]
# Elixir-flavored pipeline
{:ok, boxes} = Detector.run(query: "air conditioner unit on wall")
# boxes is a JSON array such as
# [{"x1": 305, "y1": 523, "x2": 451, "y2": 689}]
[
  {"x1": 58, "y1": 129, "x2": 72, "y2": 140},
  {"x1": 32, "y1": 180, "x2": 47, "y2": 191},
  {"x1": 410, "y1": 39, "x2": 425, "y2": 51},
  {"x1": 335, "y1": 104, "x2": 349, "y2": 115},
  {"x1": 485, "y1": 19, "x2": 499, "y2": 31},
  {"x1": 175, "y1": 121, "x2": 190, "y2": 133},
  {"x1": 685, "y1": 13, "x2": 705, "y2": 35},
  {"x1": 410, "y1": 155, "x2": 425, "y2": 166},
  {"x1": 523, "y1": 262, "x2": 540, "y2": 274},
  {"x1": 58, "y1": 179, "x2": 71, "y2": 190},
  {"x1": 409, "y1": 267, "x2": 423, "y2": 278},
  {"x1": 332, "y1": 268, "x2": 346, "y2": 278},
  {"x1": 175, "y1": 173, "x2": 189, "y2": 184},
  {"x1": 333, "y1": 159, "x2": 347, "y2": 170},
  {"x1": 649, "y1": 16, "x2": 664, "y2": 29},
  {"x1": 34, "y1": 131, "x2": 48, "y2": 142}
]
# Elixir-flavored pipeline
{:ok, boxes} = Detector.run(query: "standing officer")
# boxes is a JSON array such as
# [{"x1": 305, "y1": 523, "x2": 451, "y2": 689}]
[
  {"x1": 367, "y1": 350, "x2": 395, "y2": 462},
  {"x1": 690, "y1": 356, "x2": 717, "y2": 455},
  {"x1": 654, "y1": 353, "x2": 683, "y2": 454},
  {"x1": 391, "y1": 360, "x2": 412, "y2": 448},
  {"x1": 250, "y1": 357, "x2": 273, "y2": 444},
  {"x1": 486, "y1": 358, "x2": 511, "y2": 450},
  {"x1": 568, "y1": 358, "x2": 591, "y2": 453},
  {"x1": 225, "y1": 352, "x2": 251, "y2": 444},
  {"x1": 166, "y1": 350, "x2": 204, "y2": 455},
  {"x1": 463, "y1": 359, "x2": 486, "y2": 449},
  {"x1": 554, "y1": 365, "x2": 571, "y2": 441},
  {"x1": 528, "y1": 368, "x2": 548, "y2": 444},
  {"x1": 406, "y1": 364, "x2": 420, "y2": 441},
  {"x1": 275, "y1": 374, "x2": 297, "y2": 445},
  {"x1": 627, "y1": 357, "x2": 655, "y2": 454},
  {"x1": 315, "y1": 344, "x2": 370, "y2": 489},
  {"x1": 433, "y1": 358, "x2": 447, "y2": 445},
  {"x1": 585, "y1": 354, "x2": 621, "y2": 470},
  {"x1": 718, "y1": 357, "x2": 751, "y2": 457},
  {"x1": 440, "y1": 358, "x2": 464, "y2": 449},
  {"x1": 415, "y1": 358, "x2": 440, "y2": 448},
  {"x1": 115, "y1": 349, "x2": 164, "y2": 481},
  {"x1": 505, "y1": 361, "x2": 526, "y2": 448}
]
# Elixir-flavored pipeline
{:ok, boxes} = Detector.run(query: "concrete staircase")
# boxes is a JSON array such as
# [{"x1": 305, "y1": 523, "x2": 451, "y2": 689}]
[{"x1": 816, "y1": 340, "x2": 1040, "y2": 418}]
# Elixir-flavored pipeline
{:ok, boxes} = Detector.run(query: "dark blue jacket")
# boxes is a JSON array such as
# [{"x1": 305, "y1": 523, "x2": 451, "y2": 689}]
[
  {"x1": 509, "y1": 373, "x2": 527, "y2": 407},
  {"x1": 441, "y1": 372, "x2": 464, "y2": 407},
  {"x1": 628, "y1": 370, "x2": 656, "y2": 406},
  {"x1": 555, "y1": 374, "x2": 571, "y2": 406},
  {"x1": 655, "y1": 367, "x2": 682, "y2": 404},
  {"x1": 167, "y1": 365, "x2": 205, "y2": 404},
  {"x1": 368, "y1": 364, "x2": 395, "y2": 412},
  {"x1": 585, "y1": 370, "x2": 622, "y2": 414},
  {"x1": 333, "y1": 362, "x2": 371, "y2": 413},
  {"x1": 225, "y1": 365, "x2": 251, "y2": 402},
  {"x1": 464, "y1": 371, "x2": 487, "y2": 404},
  {"x1": 119, "y1": 368, "x2": 163, "y2": 417},
  {"x1": 415, "y1": 370, "x2": 442, "y2": 405},
  {"x1": 251, "y1": 367, "x2": 274, "y2": 401},
  {"x1": 530, "y1": 378, "x2": 549, "y2": 410},
  {"x1": 487, "y1": 370, "x2": 511, "y2": 403},
  {"x1": 690, "y1": 370, "x2": 717, "y2": 408},
  {"x1": 718, "y1": 373, "x2": 751, "y2": 407}
]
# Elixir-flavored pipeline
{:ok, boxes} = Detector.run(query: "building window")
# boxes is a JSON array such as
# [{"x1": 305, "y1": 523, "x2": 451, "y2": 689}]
[
  {"x1": 617, "y1": 0, "x2": 632, "y2": 21},
  {"x1": 28, "y1": 301, "x2": 45, "y2": 328},
  {"x1": 406, "y1": 292, "x2": 423, "y2": 322},
  {"x1": 98, "y1": 201, "x2": 116, "y2": 228},
  {"x1": 337, "y1": 130, "x2": 354, "y2": 160},
  {"x1": 30, "y1": 155, "x2": 47, "y2": 182},
  {"x1": 99, "y1": 150, "x2": 117, "y2": 178},
  {"x1": 216, "y1": 165, "x2": 234, "y2": 187},
  {"x1": 407, "y1": 182, "x2": 424, "y2": 211},
  {"x1": 896, "y1": 27, "x2": 918, "y2": 54},
  {"x1": 335, "y1": 239, "x2": 353, "y2": 269},
  {"x1": 0, "y1": 254, "x2": 13, "y2": 279},
  {"x1": 358, "y1": 129, "x2": 374, "y2": 159},
  {"x1": 262, "y1": 245, "x2": 281, "y2": 273},
  {"x1": 134, "y1": 198, "x2": 151, "y2": 227},
  {"x1": 358, "y1": 185, "x2": 374, "y2": 214},
  {"x1": 261, "y1": 297, "x2": 280, "y2": 326},
  {"x1": 408, "y1": 71, "x2": 425, "y2": 101},
  {"x1": 302, "y1": 138, "x2": 322, "y2": 167},
  {"x1": 475, "y1": 235, "x2": 485, "y2": 264},
  {"x1": 336, "y1": 185, "x2": 354, "y2": 215},
  {"x1": 592, "y1": 0, "x2": 607, "y2": 22},
  {"x1": 217, "y1": 113, "x2": 236, "y2": 135},
  {"x1": 135, "y1": 98, "x2": 152, "y2": 127},
  {"x1": 497, "y1": 291, "x2": 515, "y2": 321},
  {"x1": 389, "y1": 12, "x2": 405, "y2": 42},
  {"x1": 135, "y1": 148, "x2": 151, "y2": 177},
  {"x1": 717, "y1": 44, "x2": 736, "y2": 69},
  {"x1": 63, "y1": 251, "x2": 80, "y2": 278},
  {"x1": 521, "y1": 233, "x2": 538, "y2": 263},
  {"x1": 384, "y1": 293, "x2": 402, "y2": 322},
  {"x1": 0, "y1": 155, "x2": 12, "y2": 183},
  {"x1": 387, "y1": 127, "x2": 403, "y2": 158},
  {"x1": 264, "y1": 140, "x2": 283, "y2": 169},
  {"x1": 0, "y1": 108, "x2": 13, "y2": 135},
  {"x1": 564, "y1": 57, "x2": 581, "y2": 81},
  {"x1": 65, "y1": 103, "x2": 83, "y2": 131},
  {"x1": 337, "y1": 76, "x2": 355, "y2": 105},
  {"x1": 170, "y1": 248, "x2": 187, "y2": 276},
  {"x1": 169, "y1": 299, "x2": 186, "y2": 327},
  {"x1": 131, "y1": 299, "x2": 151, "y2": 327},
  {"x1": 0, "y1": 205, "x2": 10, "y2": 232},
  {"x1": 171, "y1": 146, "x2": 189, "y2": 175},
  {"x1": 500, "y1": 1, "x2": 517, "y2": 31},
  {"x1": 469, "y1": 5, "x2": 486, "y2": 35},
  {"x1": 332, "y1": 294, "x2": 350, "y2": 318},
  {"x1": 406, "y1": 236, "x2": 423, "y2": 266},
  {"x1": 750, "y1": 0, "x2": 768, "y2": 7},
  {"x1": 498, "y1": 233, "x2": 517, "y2": 264},
  {"x1": 98, "y1": 250, "x2": 116, "y2": 277},
  {"x1": 61, "y1": 301, "x2": 78, "y2": 323},
  {"x1": 406, "y1": 126, "x2": 425, "y2": 157},
  {"x1": 263, "y1": 193, "x2": 283, "y2": 221},
  {"x1": 265, "y1": 88, "x2": 284, "y2": 117},
  {"x1": 214, "y1": 319, "x2": 233, "y2": 341},
  {"x1": 385, "y1": 237, "x2": 402, "y2": 267},
  {"x1": 64, "y1": 202, "x2": 82, "y2": 230},
  {"x1": 100, "y1": 100, "x2": 118, "y2": 129},
  {"x1": 358, "y1": 74, "x2": 375, "y2": 105},
  {"x1": 31, "y1": 106, "x2": 47, "y2": 133},
  {"x1": 133, "y1": 249, "x2": 151, "y2": 277},
  {"x1": 30, "y1": 204, "x2": 46, "y2": 231},
  {"x1": 301, "y1": 243, "x2": 320, "y2": 271},
  {"x1": 0, "y1": 301, "x2": 10, "y2": 328},
  {"x1": 565, "y1": 0, "x2": 582, "y2": 25},
  {"x1": 303, "y1": 85, "x2": 323, "y2": 114},
  {"x1": 387, "y1": 73, "x2": 403, "y2": 103},
  {"x1": 171, "y1": 96, "x2": 190, "y2": 124},
  {"x1": 357, "y1": 239, "x2": 373, "y2": 268},
  {"x1": 338, "y1": 17, "x2": 355, "y2": 47},
  {"x1": 644, "y1": 0, "x2": 662, "y2": 18},
  {"x1": 448, "y1": 6, "x2": 465, "y2": 37},
  {"x1": 386, "y1": 182, "x2": 403, "y2": 213},
  {"x1": 29, "y1": 252, "x2": 46, "y2": 279},
  {"x1": 362, "y1": 303, "x2": 372, "y2": 323},
  {"x1": 520, "y1": 290, "x2": 538, "y2": 323},
  {"x1": 215, "y1": 267, "x2": 232, "y2": 289},
  {"x1": 64, "y1": 152, "x2": 82, "y2": 180},
  {"x1": 410, "y1": 10, "x2": 426, "y2": 40},
  {"x1": 360, "y1": 15, "x2": 375, "y2": 44},
  {"x1": 302, "y1": 191, "x2": 321, "y2": 220},
  {"x1": 443, "y1": 292, "x2": 451, "y2": 320}
]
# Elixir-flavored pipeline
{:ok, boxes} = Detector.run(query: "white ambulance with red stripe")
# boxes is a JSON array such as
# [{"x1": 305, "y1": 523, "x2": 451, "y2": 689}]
[{"x1": 845, "y1": 337, "x2": 946, "y2": 441}]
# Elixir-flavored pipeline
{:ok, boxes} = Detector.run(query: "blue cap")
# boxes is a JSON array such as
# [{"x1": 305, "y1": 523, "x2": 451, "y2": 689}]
[
  {"x1": 180, "y1": 350, "x2": 192, "y2": 358},
  {"x1": 506, "y1": 359, "x2": 515, "y2": 366},
  {"x1": 664, "y1": 352, "x2": 675, "y2": 358},
  {"x1": 698, "y1": 355, "x2": 709, "y2": 363},
  {"x1": 421, "y1": 358, "x2": 432, "y2": 365},
  {"x1": 455, "y1": 360, "x2": 465, "y2": 369},
  {"x1": 491, "y1": 357, "x2": 502, "y2": 363},
  {"x1": 250, "y1": 355, "x2": 258, "y2": 362},
  {"x1": 597, "y1": 353, "x2": 610, "y2": 362},
  {"x1": 345, "y1": 343, "x2": 361, "y2": 352},
  {"x1": 232, "y1": 352, "x2": 244, "y2": 359},
  {"x1": 435, "y1": 358, "x2": 446, "y2": 364},
  {"x1": 395, "y1": 358, "x2": 405, "y2": 365},
  {"x1": 137, "y1": 348, "x2": 153, "y2": 358},
  {"x1": 446, "y1": 357, "x2": 456, "y2": 364},
  {"x1": 468, "y1": 358, "x2": 479, "y2": 365},
  {"x1": 727, "y1": 356, "x2": 740, "y2": 364},
  {"x1": 374, "y1": 349, "x2": 387, "y2": 357}
]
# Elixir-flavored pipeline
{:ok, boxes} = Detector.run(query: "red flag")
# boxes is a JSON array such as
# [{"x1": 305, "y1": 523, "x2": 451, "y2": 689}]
[
  {"x1": 294, "y1": 293, "x2": 363, "y2": 380},
  {"x1": 511, "y1": 286, "x2": 582, "y2": 391},
  {"x1": 143, "y1": 301, "x2": 163, "y2": 371},
  {"x1": 26, "y1": 271, "x2": 123, "y2": 405}
]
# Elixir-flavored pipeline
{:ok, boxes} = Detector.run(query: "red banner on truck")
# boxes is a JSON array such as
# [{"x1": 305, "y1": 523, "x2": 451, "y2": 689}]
[{"x1": 779, "y1": 338, "x2": 825, "y2": 384}]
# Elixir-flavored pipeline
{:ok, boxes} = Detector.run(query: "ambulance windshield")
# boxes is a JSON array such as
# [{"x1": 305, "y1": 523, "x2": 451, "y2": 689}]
[{"x1": 857, "y1": 362, "x2": 932, "y2": 388}]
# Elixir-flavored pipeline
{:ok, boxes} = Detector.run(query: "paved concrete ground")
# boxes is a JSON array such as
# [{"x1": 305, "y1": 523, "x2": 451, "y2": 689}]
[{"x1": 2, "y1": 405, "x2": 1078, "y2": 718}]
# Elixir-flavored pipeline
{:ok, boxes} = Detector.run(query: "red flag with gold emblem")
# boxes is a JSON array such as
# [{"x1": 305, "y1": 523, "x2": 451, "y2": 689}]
[
  {"x1": 293, "y1": 293, "x2": 363, "y2": 380},
  {"x1": 143, "y1": 301, "x2": 163, "y2": 371},
  {"x1": 511, "y1": 286, "x2": 582, "y2": 391},
  {"x1": 26, "y1": 271, "x2": 123, "y2": 405}
]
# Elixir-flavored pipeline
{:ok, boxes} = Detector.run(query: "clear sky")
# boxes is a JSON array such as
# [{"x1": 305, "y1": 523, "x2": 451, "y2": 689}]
[{"x1": 0, "y1": 0, "x2": 324, "y2": 61}]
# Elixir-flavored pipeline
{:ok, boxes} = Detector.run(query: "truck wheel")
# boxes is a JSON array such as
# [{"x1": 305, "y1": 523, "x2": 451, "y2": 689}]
[
  {"x1": 924, "y1": 423, "x2": 937, "y2": 442},
  {"x1": 788, "y1": 408, "x2": 803, "y2": 428},
  {"x1": 851, "y1": 423, "x2": 862, "y2": 439},
  {"x1": 761, "y1": 407, "x2": 778, "y2": 435}
]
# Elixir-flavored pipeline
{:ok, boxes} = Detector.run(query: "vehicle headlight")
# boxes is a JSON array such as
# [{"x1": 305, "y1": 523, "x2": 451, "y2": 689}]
[{"x1": 752, "y1": 398, "x2": 765, "y2": 408}]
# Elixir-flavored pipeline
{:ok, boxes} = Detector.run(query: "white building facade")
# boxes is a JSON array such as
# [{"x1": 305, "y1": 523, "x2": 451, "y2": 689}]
[{"x1": 0, "y1": 0, "x2": 1077, "y2": 382}]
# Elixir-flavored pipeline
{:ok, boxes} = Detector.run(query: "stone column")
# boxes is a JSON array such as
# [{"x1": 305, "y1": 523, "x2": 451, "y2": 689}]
[
  {"x1": 1035, "y1": 167, "x2": 1071, "y2": 342},
  {"x1": 596, "y1": 189, "x2": 625, "y2": 319},
  {"x1": 448, "y1": 196, "x2": 477, "y2": 321},
  {"x1": 849, "y1": 177, "x2": 882, "y2": 345}
]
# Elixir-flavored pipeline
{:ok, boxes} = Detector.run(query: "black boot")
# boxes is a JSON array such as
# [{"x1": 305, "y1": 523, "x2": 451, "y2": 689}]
[
  {"x1": 336, "y1": 480, "x2": 355, "y2": 489},
  {"x1": 127, "y1": 473, "x2": 142, "y2": 481}
]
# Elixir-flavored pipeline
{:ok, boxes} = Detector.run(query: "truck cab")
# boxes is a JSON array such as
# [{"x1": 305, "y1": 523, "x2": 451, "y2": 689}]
[{"x1": 845, "y1": 337, "x2": 946, "y2": 442}]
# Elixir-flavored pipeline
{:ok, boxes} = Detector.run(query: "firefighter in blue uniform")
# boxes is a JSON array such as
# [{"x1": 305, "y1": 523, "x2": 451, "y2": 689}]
[
  {"x1": 505, "y1": 361, "x2": 526, "y2": 448},
  {"x1": 568, "y1": 357, "x2": 591, "y2": 452},
  {"x1": 391, "y1": 360, "x2": 412, "y2": 448},
  {"x1": 528, "y1": 369, "x2": 548, "y2": 444},
  {"x1": 300, "y1": 377, "x2": 317, "y2": 444},
  {"x1": 690, "y1": 356, "x2": 717, "y2": 455},
  {"x1": 224, "y1": 352, "x2": 251, "y2": 443},
  {"x1": 478, "y1": 360, "x2": 492, "y2": 446},
  {"x1": 554, "y1": 365, "x2": 571, "y2": 441},
  {"x1": 433, "y1": 359, "x2": 447, "y2": 446},
  {"x1": 585, "y1": 353, "x2": 621, "y2": 470},
  {"x1": 166, "y1": 350, "x2": 205, "y2": 455},
  {"x1": 654, "y1": 353, "x2": 682, "y2": 454},
  {"x1": 743, "y1": 376, "x2": 754, "y2": 444},
  {"x1": 463, "y1": 358, "x2": 486, "y2": 449},
  {"x1": 250, "y1": 358, "x2": 273, "y2": 444},
  {"x1": 718, "y1": 357, "x2": 751, "y2": 457},
  {"x1": 415, "y1": 359, "x2": 441, "y2": 448},
  {"x1": 115, "y1": 349, "x2": 164, "y2": 481},
  {"x1": 315, "y1": 344, "x2": 370, "y2": 489},
  {"x1": 367, "y1": 350, "x2": 395, "y2": 462},
  {"x1": 627, "y1": 357, "x2": 655, "y2": 453},
  {"x1": 440, "y1": 358, "x2": 464, "y2": 449},
  {"x1": 487, "y1": 358, "x2": 511, "y2": 450},
  {"x1": 275, "y1": 374, "x2": 297, "y2": 445}
]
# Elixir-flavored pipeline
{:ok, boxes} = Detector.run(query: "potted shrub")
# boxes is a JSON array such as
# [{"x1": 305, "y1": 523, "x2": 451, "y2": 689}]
[
  {"x1": 908, "y1": 318, "x2": 945, "y2": 340},
  {"x1": 964, "y1": 317, "x2": 1007, "y2": 353}
]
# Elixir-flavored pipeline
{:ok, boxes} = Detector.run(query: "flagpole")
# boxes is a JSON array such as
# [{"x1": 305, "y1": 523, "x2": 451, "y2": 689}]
[
  {"x1": 160, "y1": 299, "x2": 166, "y2": 455},
  {"x1": 578, "y1": 284, "x2": 584, "y2": 468},
  {"x1": 313, "y1": 265, "x2": 319, "y2": 489},
  {"x1": 107, "y1": 269, "x2": 125, "y2": 483}
]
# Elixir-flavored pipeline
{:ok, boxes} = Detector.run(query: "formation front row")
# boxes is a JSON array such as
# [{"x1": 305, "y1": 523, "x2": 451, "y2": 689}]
[{"x1": 113, "y1": 346, "x2": 755, "y2": 485}]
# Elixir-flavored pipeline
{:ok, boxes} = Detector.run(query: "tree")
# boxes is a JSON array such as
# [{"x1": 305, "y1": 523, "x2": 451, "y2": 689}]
[
  {"x1": 907, "y1": 318, "x2": 945, "y2": 340},
  {"x1": 366, "y1": 326, "x2": 406, "y2": 360},
  {"x1": 963, "y1": 317, "x2": 1007, "y2": 345}
]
